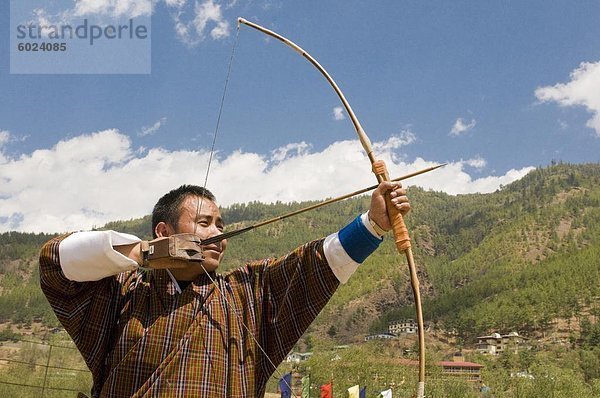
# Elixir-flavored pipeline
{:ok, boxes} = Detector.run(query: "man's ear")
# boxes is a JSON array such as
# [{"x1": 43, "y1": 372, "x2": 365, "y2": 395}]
[{"x1": 155, "y1": 222, "x2": 175, "y2": 238}]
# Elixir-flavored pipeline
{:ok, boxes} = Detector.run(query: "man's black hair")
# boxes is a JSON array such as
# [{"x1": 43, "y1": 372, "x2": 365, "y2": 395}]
[{"x1": 151, "y1": 185, "x2": 216, "y2": 238}]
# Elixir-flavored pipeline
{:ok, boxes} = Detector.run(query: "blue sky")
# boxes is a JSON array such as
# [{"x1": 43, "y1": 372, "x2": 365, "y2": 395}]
[{"x1": 1, "y1": 1, "x2": 599, "y2": 232}]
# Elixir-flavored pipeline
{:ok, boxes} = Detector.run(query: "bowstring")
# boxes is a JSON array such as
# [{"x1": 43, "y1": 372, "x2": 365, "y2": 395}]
[
  {"x1": 199, "y1": 263, "x2": 298, "y2": 397},
  {"x1": 195, "y1": 23, "x2": 298, "y2": 397},
  {"x1": 194, "y1": 22, "x2": 240, "y2": 236}
]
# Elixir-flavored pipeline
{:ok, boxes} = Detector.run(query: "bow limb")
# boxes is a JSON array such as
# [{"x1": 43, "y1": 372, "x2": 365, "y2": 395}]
[
  {"x1": 237, "y1": 18, "x2": 376, "y2": 164},
  {"x1": 238, "y1": 18, "x2": 426, "y2": 397}
]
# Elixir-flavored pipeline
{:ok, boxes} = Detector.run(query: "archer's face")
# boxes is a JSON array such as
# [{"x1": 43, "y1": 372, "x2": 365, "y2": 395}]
[{"x1": 173, "y1": 195, "x2": 228, "y2": 277}]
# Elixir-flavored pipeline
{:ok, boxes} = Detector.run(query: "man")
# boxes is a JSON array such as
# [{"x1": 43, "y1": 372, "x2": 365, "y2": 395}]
[{"x1": 40, "y1": 182, "x2": 410, "y2": 397}]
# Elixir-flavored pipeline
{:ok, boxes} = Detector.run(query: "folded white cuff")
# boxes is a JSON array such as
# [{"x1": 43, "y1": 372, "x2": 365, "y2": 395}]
[
  {"x1": 360, "y1": 212, "x2": 383, "y2": 238},
  {"x1": 323, "y1": 212, "x2": 380, "y2": 284},
  {"x1": 59, "y1": 231, "x2": 140, "y2": 282}
]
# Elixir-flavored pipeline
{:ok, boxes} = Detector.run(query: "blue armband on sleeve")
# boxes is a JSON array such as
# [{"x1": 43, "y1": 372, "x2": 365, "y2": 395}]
[{"x1": 338, "y1": 215, "x2": 383, "y2": 264}]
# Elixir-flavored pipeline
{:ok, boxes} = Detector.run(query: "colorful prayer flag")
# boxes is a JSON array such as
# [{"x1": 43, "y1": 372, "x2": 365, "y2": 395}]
[
  {"x1": 320, "y1": 382, "x2": 333, "y2": 398},
  {"x1": 360, "y1": 386, "x2": 367, "y2": 398},
  {"x1": 302, "y1": 375, "x2": 310, "y2": 398},
  {"x1": 279, "y1": 372, "x2": 292, "y2": 398},
  {"x1": 380, "y1": 388, "x2": 393, "y2": 398},
  {"x1": 348, "y1": 384, "x2": 360, "y2": 398}
]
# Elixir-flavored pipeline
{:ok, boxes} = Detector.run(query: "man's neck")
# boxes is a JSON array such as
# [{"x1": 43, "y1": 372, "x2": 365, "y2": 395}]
[
  {"x1": 177, "y1": 280, "x2": 192, "y2": 291},
  {"x1": 168, "y1": 267, "x2": 205, "y2": 281}
]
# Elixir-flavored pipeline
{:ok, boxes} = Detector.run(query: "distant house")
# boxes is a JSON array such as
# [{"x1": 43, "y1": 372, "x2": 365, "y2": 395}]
[
  {"x1": 364, "y1": 333, "x2": 396, "y2": 341},
  {"x1": 439, "y1": 352, "x2": 484, "y2": 382},
  {"x1": 511, "y1": 370, "x2": 534, "y2": 379},
  {"x1": 476, "y1": 332, "x2": 528, "y2": 355},
  {"x1": 285, "y1": 351, "x2": 313, "y2": 363},
  {"x1": 389, "y1": 319, "x2": 418, "y2": 335},
  {"x1": 399, "y1": 352, "x2": 484, "y2": 382}
]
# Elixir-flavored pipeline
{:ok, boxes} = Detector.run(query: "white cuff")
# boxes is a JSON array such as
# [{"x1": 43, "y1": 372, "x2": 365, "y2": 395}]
[
  {"x1": 361, "y1": 212, "x2": 383, "y2": 238},
  {"x1": 323, "y1": 232, "x2": 357, "y2": 284},
  {"x1": 323, "y1": 213, "x2": 380, "y2": 284},
  {"x1": 59, "y1": 231, "x2": 141, "y2": 282}
]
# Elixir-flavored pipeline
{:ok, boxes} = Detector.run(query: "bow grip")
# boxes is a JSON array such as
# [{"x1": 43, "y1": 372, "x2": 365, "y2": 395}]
[{"x1": 372, "y1": 160, "x2": 411, "y2": 252}]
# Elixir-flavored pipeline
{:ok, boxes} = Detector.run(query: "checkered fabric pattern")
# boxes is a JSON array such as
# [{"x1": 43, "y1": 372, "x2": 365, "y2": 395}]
[{"x1": 40, "y1": 235, "x2": 339, "y2": 397}]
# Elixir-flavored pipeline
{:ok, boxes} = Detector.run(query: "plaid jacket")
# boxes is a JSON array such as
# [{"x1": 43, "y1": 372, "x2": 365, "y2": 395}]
[{"x1": 40, "y1": 235, "x2": 339, "y2": 397}]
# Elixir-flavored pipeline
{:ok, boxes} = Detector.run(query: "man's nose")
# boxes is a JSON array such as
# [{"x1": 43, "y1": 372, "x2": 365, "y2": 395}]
[{"x1": 207, "y1": 224, "x2": 223, "y2": 237}]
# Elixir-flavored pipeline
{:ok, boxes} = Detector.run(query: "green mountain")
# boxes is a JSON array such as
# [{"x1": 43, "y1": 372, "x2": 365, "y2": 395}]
[
  {"x1": 1, "y1": 163, "x2": 600, "y2": 346},
  {"x1": 372, "y1": 162, "x2": 600, "y2": 342}
]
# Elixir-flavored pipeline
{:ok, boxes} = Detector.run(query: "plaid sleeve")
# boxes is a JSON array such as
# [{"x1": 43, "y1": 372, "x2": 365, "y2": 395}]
[
  {"x1": 39, "y1": 235, "x2": 126, "y2": 390},
  {"x1": 254, "y1": 239, "x2": 339, "y2": 384}
]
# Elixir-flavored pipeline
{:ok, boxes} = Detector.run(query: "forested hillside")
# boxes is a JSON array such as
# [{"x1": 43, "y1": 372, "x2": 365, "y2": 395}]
[
  {"x1": 373, "y1": 163, "x2": 600, "y2": 342},
  {"x1": 1, "y1": 163, "x2": 599, "y2": 347}
]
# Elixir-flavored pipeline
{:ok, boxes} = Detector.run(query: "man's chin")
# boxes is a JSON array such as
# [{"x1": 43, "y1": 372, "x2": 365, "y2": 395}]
[
  {"x1": 169, "y1": 262, "x2": 219, "y2": 281},
  {"x1": 199, "y1": 262, "x2": 219, "y2": 273}
]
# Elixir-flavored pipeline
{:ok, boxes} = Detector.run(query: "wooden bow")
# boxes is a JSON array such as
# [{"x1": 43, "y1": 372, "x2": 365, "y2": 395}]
[{"x1": 238, "y1": 18, "x2": 426, "y2": 398}]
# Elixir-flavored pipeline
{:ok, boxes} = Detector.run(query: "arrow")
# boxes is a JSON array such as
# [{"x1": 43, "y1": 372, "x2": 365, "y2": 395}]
[{"x1": 201, "y1": 163, "x2": 445, "y2": 245}]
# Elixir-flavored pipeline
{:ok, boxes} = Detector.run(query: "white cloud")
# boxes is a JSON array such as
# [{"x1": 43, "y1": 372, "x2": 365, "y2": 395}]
[
  {"x1": 463, "y1": 156, "x2": 487, "y2": 169},
  {"x1": 416, "y1": 162, "x2": 534, "y2": 195},
  {"x1": 372, "y1": 129, "x2": 417, "y2": 165},
  {"x1": 171, "y1": 0, "x2": 230, "y2": 46},
  {"x1": 0, "y1": 130, "x2": 9, "y2": 146},
  {"x1": 209, "y1": 20, "x2": 230, "y2": 40},
  {"x1": 535, "y1": 61, "x2": 600, "y2": 137},
  {"x1": 0, "y1": 129, "x2": 535, "y2": 233},
  {"x1": 27, "y1": 0, "x2": 230, "y2": 45},
  {"x1": 271, "y1": 142, "x2": 311, "y2": 163},
  {"x1": 31, "y1": 8, "x2": 61, "y2": 38},
  {"x1": 450, "y1": 118, "x2": 476, "y2": 136},
  {"x1": 139, "y1": 117, "x2": 167, "y2": 137},
  {"x1": 373, "y1": 129, "x2": 416, "y2": 151},
  {"x1": 225, "y1": 0, "x2": 239, "y2": 9},
  {"x1": 24, "y1": 1, "x2": 152, "y2": 41},
  {"x1": 332, "y1": 106, "x2": 345, "y2": 121},
  {"x1": 73, "y1": 0, "x2": 152, "y2": 18},
  {"x1": 558, "y1": 119, "x2": 568, "y2": 130},
  {"x1": 0, "y1": 130, "x2": 30, "y2": 164},
  {"x1": 165, "y1": 0, "x2": 188, "y2": 8},
  {"x1": 0, "y1": 130, "x2": 10, "y2": 164},
  {"x1": 0, "y1": 130, "x2": 29, "y2": 146}
]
